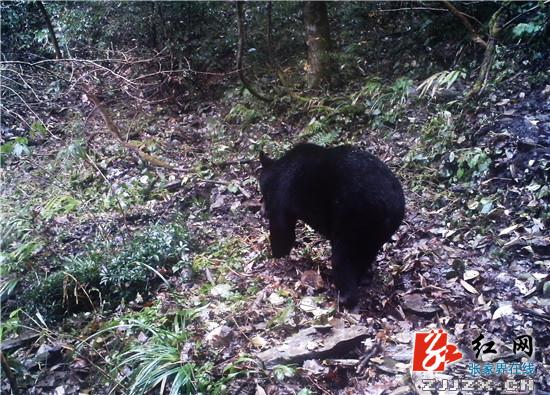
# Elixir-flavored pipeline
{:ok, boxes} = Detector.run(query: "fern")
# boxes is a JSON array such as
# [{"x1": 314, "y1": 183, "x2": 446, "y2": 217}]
[{"x1": 41, "y1": 195, "x2": 80, "y2": 220}]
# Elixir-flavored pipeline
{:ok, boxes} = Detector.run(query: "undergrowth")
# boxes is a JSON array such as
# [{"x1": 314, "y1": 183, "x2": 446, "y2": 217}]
[{"x1": 22, "y1": 222, "x2": 193, "y2": 319}]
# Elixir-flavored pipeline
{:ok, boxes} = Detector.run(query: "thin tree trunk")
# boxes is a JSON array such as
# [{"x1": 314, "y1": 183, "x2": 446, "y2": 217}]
[
  {"x1": 304, "y1": 1, "x2": 332, "y2": 89},
  {"x1": 37, "y1": 1, "x2": 62, "y2": 59},
  {"x1": 236, "y1": 1, "x2": 272, "y2": 102},
  {"x1": 442, "y1": 1, "x2": 487, "y2": 49},
  {"x1": 1, "y1": 352, "x2": 19, "y2": 395},
  {"x1": 266, "y1": 1, "x2": 274, "y2": 67},
  {"x1": 467, "y1": 5, "x2": 506, "y2": 99},
  {"x1": 150, "y1": 2, "x2": 158, "y2": 49}
]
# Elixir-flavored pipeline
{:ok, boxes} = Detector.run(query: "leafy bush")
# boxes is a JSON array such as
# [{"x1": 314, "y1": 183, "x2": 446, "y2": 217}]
[
  {"x1": 101, "y1": 223, "x2": 190, "y2": 291},
  {"x1": 23, "y1": 222, "x2": 192, "y2": 319},
  {"x1": 0, "y1": 137, "x2": 30, "y2": 165},
  {"x1": 0, "y1": 205, "x2": 43, "y2": 300},
  {"x1": 451, "y1": 148, "x2": 491, "y2": 182},
  {"x1": 225, "y1": 103, "x2": 263, "y2": 126},
  {"x1": 298, "y1": 117, "x2": 341, "y2": 147},
  {"x1": 405, "y1": 110, "x2": 455, "y2": 166},
  {"x1": 41, "y1": 194, "x2": 81, "y2": 220}
]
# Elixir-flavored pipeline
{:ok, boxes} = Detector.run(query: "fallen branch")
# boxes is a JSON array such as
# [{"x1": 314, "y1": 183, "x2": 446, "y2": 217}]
[
  {"x1": 86, "y1": 91, "x2": 175, "y2": 170},
  {"x1": 356, "y1": 340, "x2": 382, "y2": 375}
]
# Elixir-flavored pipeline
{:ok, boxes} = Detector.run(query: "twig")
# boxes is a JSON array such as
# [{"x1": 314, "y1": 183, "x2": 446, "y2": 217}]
[
  {"x1": 0, "y1": 352, "x2": 19, "y2": 395},
  {"x1": 376, "y1": 7, "x2": 482, "y2": 25},
  {"x1": 212, "y1": 158, "x2": 255, "y2": 167},
  {"x1": 1, "y1": 85, "x2": 57, "y2": 138},
  {"x1": 86, "y1": 92, "x2": 176, "y2": 170},
  {"x1": 356, "y1": 340, "x2": 382, "y2": 375},
  {"x1": 502, "y1": 1, "x2": 548, "y2": 29}
]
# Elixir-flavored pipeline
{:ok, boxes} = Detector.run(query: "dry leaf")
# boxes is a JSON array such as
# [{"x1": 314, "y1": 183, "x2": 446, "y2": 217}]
[
  {"x1": 463, "y1": 270, "x2": 480, "y2": 281},
  {"x1": 492, "y1": 305, "x2": 514, "y2": 319},
  {"x1": 460, "y1": 279, "x2": 479, "y2": 294}
]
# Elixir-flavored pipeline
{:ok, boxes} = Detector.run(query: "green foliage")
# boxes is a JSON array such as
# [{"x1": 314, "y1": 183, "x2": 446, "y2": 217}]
[
  {"x1": 350, "y1": 76, "x2": 412, "y2": 128},
  {"x1": 26, "y1": 255, "x2": 102, "y2": 316},
  {"x1": 41, "y1": 194, "x2": 80, "y2": 220},
  {"x1": 0, "y1": 309, "x2": 22, "y2": 341},
  {"x1": 101, "y1": 223, "x2": 191, "y2": 291},
  {"x1": 405, "y1": 110, "x2": 456, "y2": 166},
  {"x1": 417, "y1": 70, "x2": 466, "y2": 98},
  {"x1": 0, "y1": 137, "x2": 30, "y2": 164},
  {"x1": 512, "y1": 22, "x2": 544, "y2": 38},
  {"x1": 24, "y1": 222, "x2": 192, "y2": 319},
  {"x1": 225, "y1": 103, "x2": 263, "y2": 126},
  {"x1": 115, "y1": 311, "x2": 215, "y2": 395},
  {"x1": 192, "y1": 237, "x2": 247, "y2": 274},
  {"x1": 389, "y1": 77, "x2": 413, "y2": 105},
  {"x1": 267, "y1": 302, "x2": 295, "y2": 328},
  {"x1": 0, "y1": 204, "x2": 43, "y2": 299},
  {"x1": 299, "y1": 117, "x2": 340, "y2": 147},
  {"x1": 272, "y1": 364, "x2": 296, "y2": 382},
  {"x1": 57, "y1": 139, "x2": 87, "y2": 165},
  {"x1": 29, "y1": 121, "x2": 48, "y2": 139},
  {"x1": 450, "y1": 148, "x2": 491, "y2": 182},
  {"x1": 101, "y1": 173, "x2": 161, "y2": 211}
]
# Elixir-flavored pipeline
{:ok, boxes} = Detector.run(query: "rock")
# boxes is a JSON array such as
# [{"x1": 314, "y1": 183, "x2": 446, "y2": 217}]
[
  {"x1": 205, "y1": 325, "x2": 233, "y2": 347},
  {"x1": 1, "y1": 331, "x2": 40, "y2": 352},
  {"x1": 401, "y1": 293, "x2": 442, "y2": 317},
  {"x1": 256, "y1": 325, "x2": 370, "y2": 368}
]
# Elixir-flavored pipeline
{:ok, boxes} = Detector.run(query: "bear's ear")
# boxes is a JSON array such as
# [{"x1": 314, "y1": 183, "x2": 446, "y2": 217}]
[{"x1": 259, "y1": 151, "x2": 274, "y2": 167}]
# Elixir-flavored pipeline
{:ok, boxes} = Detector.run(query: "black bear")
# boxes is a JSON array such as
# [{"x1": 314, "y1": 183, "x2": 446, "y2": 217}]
[{"x1": 259, "y1": 143, "x2": 405, "y2": 307}]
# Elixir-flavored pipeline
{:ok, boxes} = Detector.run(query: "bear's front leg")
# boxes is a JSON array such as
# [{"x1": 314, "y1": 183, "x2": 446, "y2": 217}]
[
  {"x1": 269, "y1": 214, "x2": 296, "y2": 258},
  {"x1": 330, "y1": 241, "x2": 359, "y2": 307}
]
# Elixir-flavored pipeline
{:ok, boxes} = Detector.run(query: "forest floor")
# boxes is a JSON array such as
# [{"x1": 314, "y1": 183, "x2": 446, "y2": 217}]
[{"x1": 1, "y1": 46, "x2": 549, "y2": 394}]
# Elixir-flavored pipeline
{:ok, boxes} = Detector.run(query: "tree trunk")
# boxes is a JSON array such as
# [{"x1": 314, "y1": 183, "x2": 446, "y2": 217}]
[
  {"x1": 304, "y1": 1, "x2": 332, "y2": 89},
  {"x1": 467, "y1": 5, "x2": 507, "y2": 99},
  {"x1": 266, "y1": 1, "x2": 274, "y2": 67},
  {"x1": 236, "y1": 1, "x2": 272, "y2": 102},
  {"x1": 442, "y1": 1, "x2": 487, "y2": 49},
  {"x1": 149, "y1": 2, "x2": 158, "y2": 49},
  {"x1": 36, "y1": 1, "x2": 62, "y2": 59}
]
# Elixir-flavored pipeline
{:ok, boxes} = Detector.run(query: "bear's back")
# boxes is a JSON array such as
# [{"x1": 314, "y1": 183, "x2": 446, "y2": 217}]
[{"x1": 276, "y1": 144, "x2": 404, "y2": 240}]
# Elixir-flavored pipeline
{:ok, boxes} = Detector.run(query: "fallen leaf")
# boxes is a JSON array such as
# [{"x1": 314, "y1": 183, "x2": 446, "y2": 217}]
[
  {"x1": 268, "y1": 292, "x2": 285, "y2": 306},
  {"x1": 463, "y1": 270, "x2": 480, "y2": 281},
  {"x1": 499, "y1": 224, "x2": 519, "y2": 236},
  {"x1": 492, "y1": 304, "x2": 514, "y2": 320},
  {"x1": 210, "y1": 284, "x2": 233, "y2": 298},
  {"x1": 460, "y1": 279, "x2": 479, "y2": 294},
  {"x1": 515, "y1": 279, "x2": 529, "y2": 295},
  {"x1": 251, "y1": 335, "x2": 268, "y2": 349}
]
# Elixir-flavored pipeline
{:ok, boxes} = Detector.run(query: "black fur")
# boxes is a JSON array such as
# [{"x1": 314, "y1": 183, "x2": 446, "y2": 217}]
[{"x1": 259, "y1": 143, "x2": 405, "y2": 307}]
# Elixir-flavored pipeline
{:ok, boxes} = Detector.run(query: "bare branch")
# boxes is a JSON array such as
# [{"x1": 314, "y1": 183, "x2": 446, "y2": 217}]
[{"x1": 442, "y1": 1, "x2": 487, "y2": 49}]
